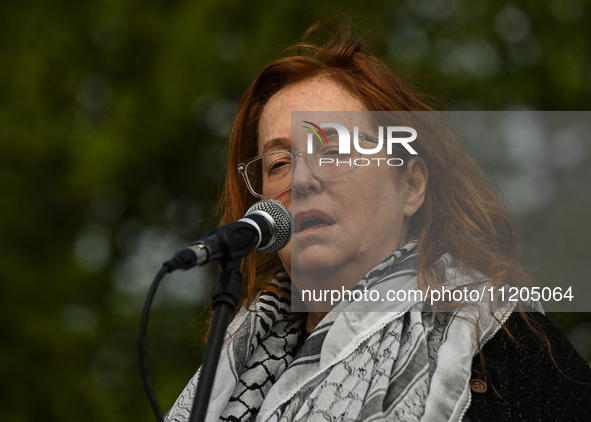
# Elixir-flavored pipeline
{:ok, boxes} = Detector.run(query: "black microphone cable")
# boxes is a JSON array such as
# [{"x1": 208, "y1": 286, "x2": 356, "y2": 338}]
[{"x1": 139, "y1": 264, "x2": 170, "y2": 422}]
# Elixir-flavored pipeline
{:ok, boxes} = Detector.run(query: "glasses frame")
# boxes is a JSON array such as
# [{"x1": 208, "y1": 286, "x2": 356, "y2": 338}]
[{"x1": 237, "y1": 132, "x2": 383, "y2": 198}]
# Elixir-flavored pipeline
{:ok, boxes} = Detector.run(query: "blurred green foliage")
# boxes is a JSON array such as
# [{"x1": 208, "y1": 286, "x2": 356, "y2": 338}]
[{"x1": 1, "y1": 0, "x2": 590, "y2": 420}]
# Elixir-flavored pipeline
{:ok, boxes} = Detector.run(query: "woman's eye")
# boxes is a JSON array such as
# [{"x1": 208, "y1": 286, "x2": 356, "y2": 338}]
[
  {"x1": 318, "y1": 146, "x2": 342, "y2": 156},
  {"x1": 269, "y1": 160, "x2": 290, "y2": 171}
]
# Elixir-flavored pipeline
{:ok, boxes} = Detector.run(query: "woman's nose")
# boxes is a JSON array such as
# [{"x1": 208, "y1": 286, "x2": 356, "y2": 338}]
[{"x1": 292, "y1": 154, "x2": 322, "y2": 195}]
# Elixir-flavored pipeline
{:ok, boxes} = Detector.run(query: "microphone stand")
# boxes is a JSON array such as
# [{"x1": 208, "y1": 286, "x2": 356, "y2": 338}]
[{"x1": 189, "y1": 258, "x2": 243, "y2": 422}]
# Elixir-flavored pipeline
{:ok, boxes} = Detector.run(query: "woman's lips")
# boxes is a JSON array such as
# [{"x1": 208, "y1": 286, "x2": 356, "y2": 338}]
[{"x1": 294, "y1": 210, "x2": 335, "y2": 234}]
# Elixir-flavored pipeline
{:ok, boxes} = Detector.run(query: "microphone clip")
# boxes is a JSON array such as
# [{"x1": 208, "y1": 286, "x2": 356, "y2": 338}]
[{"x1": 164, "y1": 220, "x2": 261, "y2": 271}]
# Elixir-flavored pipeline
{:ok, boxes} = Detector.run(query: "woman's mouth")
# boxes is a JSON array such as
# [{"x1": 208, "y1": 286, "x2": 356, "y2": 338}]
[
  {"x1": 295, "y1": 210, "x2": 335, "y2": 233},
  {"x1": 299, "y1": 217, "x2": 332, "y2": 232}
]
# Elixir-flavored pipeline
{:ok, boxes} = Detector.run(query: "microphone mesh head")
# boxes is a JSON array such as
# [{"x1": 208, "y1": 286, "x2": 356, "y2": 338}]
[{"x1": 245, "y1": 200, "x2": 293, "y2": 253}]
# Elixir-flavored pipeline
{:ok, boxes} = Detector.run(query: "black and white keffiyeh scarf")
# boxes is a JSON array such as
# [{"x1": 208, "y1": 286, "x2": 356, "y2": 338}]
[{"x1": 164, "y1": 240, "x2": 539, "y2": 422}]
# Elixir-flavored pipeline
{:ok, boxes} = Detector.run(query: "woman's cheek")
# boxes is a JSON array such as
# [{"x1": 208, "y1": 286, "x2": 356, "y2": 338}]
[{"x1": 274, "y1": 190, "x2": 291, "y2": 213}]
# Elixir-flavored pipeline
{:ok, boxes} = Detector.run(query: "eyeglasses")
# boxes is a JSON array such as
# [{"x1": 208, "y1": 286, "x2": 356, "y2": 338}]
[{"x1": 237, "y1": 132, "x2": 383, "y2": 198}]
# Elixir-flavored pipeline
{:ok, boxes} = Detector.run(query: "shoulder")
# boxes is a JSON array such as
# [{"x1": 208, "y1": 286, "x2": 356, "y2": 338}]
[{"x1": 465, "y1": 312, "x2": 591, "y2": 422}]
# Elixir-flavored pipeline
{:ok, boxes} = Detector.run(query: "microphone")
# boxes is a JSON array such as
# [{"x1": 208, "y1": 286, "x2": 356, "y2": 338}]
[{"x1": 164, "y1": 199, "x2": 293, "y2": 271}]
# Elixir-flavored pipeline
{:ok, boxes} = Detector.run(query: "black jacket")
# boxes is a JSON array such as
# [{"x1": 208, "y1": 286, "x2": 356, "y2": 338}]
[{"x1": 465, "y1": 312, "x2": 591, "y2": 421}]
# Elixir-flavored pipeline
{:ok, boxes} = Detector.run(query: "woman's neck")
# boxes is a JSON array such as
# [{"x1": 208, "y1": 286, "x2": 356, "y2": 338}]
[{"x1": 306, "y1": 311, "x2": 328, "y2": 333}]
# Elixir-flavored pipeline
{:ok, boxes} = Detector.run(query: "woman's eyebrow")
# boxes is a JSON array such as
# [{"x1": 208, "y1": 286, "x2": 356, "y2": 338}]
[
  {"x1": 322, "y1": 127, "x2": 339, "y2": 137},
  {"x1": 262, "y1": 137, "x2": 289, "y2": 154}
]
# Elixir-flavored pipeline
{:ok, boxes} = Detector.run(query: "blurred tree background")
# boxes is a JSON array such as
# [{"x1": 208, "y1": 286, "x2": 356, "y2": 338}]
[{"x1": 1, "y1": 0, "x2": 590, "y2": 420}]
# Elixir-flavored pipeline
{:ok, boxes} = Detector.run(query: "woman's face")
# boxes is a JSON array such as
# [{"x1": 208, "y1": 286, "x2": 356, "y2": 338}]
[{"x1": 257, "y1": 77, "x2": 421, "y2": 288}]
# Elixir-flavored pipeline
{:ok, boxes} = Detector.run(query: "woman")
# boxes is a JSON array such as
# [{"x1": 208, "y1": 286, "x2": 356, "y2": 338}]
[{"x1": 165, "y1": 22, "x2": 591, "y2": 421}]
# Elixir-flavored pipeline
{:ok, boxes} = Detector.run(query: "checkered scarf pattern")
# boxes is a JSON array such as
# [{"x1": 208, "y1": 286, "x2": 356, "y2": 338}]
[{"x1": 165, "y1": 241, "x2": 529, "y2": 422}]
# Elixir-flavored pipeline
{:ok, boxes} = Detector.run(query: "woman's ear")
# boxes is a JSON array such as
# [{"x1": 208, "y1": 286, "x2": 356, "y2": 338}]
[{"x1": 403, "y1": 157, "x2": 428, "y2": 218}]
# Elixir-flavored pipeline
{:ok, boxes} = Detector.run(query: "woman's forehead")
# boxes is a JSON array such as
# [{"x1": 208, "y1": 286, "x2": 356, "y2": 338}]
[{"x1": 257, "y1": 78, "x2": 365, "y2": 154}]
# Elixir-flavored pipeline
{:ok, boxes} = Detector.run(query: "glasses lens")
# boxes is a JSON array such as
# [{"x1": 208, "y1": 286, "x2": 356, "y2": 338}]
[
  {"x1": 308, "y1": 136, "x2": 359, "y2": 178},
  {"x1": 245, "y1": 151, "x2": 292, "y2": 196}
]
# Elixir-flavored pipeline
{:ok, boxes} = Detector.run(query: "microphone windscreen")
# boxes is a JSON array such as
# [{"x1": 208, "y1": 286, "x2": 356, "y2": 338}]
[{"x1": 245, "y1": 200, "x2": 293, "y2": 253}]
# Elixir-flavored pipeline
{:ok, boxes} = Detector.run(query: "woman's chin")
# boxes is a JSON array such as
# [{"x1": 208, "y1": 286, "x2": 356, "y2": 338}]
[{"x1": 290, "y1": 251, "x2": 345, "y2": 278}]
